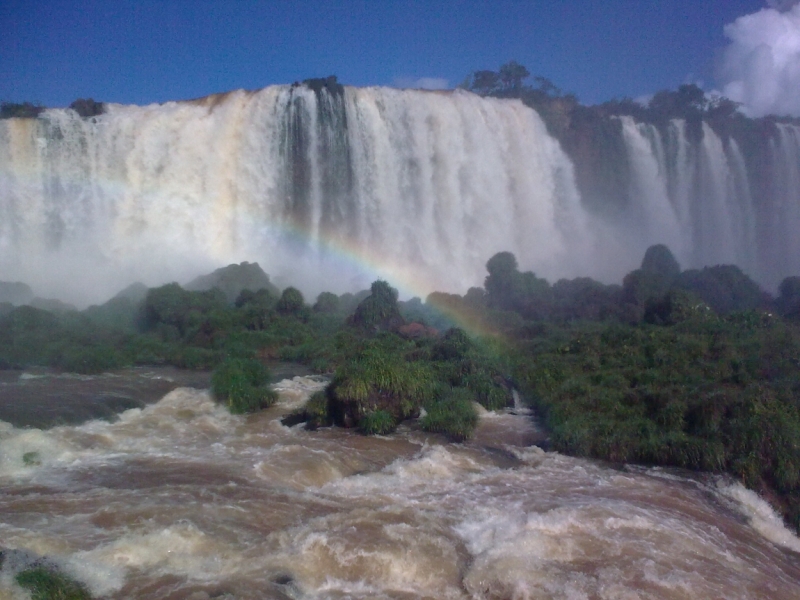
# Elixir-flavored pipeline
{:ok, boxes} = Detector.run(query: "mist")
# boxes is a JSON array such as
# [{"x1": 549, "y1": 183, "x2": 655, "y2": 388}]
[{"x1": 0, "y1": 86, "x2": 594, "y2": 307}]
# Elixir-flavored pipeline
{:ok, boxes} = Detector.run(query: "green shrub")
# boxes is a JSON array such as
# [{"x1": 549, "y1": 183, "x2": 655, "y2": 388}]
[
  {"x1": 211, "y1": 358, "x2": 277, "y2": 414},
  {"x1": 359, "y1": 409, "x2": 396, "y2": 435},
  {"x1": 432, "y1": 327, "x2": 472, "y2": 361},
  {"x1": 421, "y1": 387, "x2": 479, "y2": 441},
  {"x1": 463, "y1": 370, "x2": 510, "y2": 410},
  {"x1": 305, "y1": 390, "x2": 331, "y2": 428},
  {"x1": 58, "y1": 345, "x2": 124, "y2": 374},
  {"x1": 674, "y1": 265, "x2": 765, "y2": 315},
  {"x1": 314, "y1": 291, "x2": 340, "y2": 313},
  {"x1": 276, "y1": 287, "x2": 305, "y2": 316},
  {"x1": 350, "y1": 280, "x2": 404, "y2": 332},
  {"x1": 15, "y1": 567, "x2": 91, "y2": 600},
  {"x1": 142, "y1": 284, "x2": 227, "y2": 336}
]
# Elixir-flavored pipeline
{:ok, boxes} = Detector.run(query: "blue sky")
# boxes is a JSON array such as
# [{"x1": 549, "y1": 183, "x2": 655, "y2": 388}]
[{"x1": 0, "y1": 0, "x2": 768, "y2": 107}]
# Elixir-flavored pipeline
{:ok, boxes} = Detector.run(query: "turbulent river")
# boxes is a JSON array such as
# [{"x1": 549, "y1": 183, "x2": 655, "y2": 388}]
[{"x1": 1, "y1": 375, "x2": 800, "y2": 599}]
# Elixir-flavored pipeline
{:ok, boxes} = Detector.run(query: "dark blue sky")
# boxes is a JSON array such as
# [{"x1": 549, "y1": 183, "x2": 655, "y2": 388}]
[{"x1": 1, "y1": 0, "x2": 766, "y2": 107}]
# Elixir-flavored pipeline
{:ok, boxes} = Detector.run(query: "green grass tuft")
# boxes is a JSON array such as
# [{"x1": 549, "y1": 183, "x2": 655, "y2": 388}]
[
  {"x1": 15, "y1": 567, "x2": 92, "y2": 600},
  {"x1": 421, "y1": 387, "x2": 479, "y2": 441},
  {"x1": 359, "y1": 409, "x2": 396, "y2": 435},
  {"x1": 22, "y1": 451, "x2": 41, "y2": 466},
  {"x1": 211, "y1": 357, "x2": 277, "y2": 414}
]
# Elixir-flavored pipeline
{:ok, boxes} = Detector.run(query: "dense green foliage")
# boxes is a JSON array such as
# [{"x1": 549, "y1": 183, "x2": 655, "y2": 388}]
[
  {"x1": 421, "y1": 387, "x2": 479, "y2": 441},
  {"x1": 349, "y1": 280, "x2": 405, "y2": 332},
  {"x1": 15, "y1": 567, "x2": 91, "y2": 600},
  {"x1": 509, "y1": 314, "x2": 800, "y2": 529},
  {"x1": 276, "y1": 287, "x2": 306, "y2": 317},
  {"x1": 4, "y1": 243, "x2": 800, "y2": 531},
  {"x1": 314, "y1": 291, "x2": 340, "y2": 313},
  {"x1": 359, "y1": 409, "x2": 397, "y2": 435},
  {"x1": 211, "y1": 357, "x2": 277, "y2": 414}
]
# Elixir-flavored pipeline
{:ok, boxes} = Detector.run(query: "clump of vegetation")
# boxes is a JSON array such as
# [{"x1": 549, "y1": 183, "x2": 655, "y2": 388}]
[
  {"x1": 313, "y1": 291, "x2": 340, "y2": 314},
  {"x1": 359, "y1": 409, "x2": 396, "y2": 435},
  {"x1": 421, "y1": 387, "x2": 479, "y2": 441},
  {"x1": 350, "y1": 280, "x2": 405, "y2": 332},
  {"x1": 316, "y1": 323, "x2": 510, "y2": 436},
  {"x1": 327, "y1": 336, "x2": 436, "y2": 427},
  {"x1": 185, "y1": 261, "x2": 279, "y2": 304},
  {"x1": 509, "y1": 311, "x2": 800, "y2": 529},
  {"x1": 211, "y1": 357, "x2": 277, "y2": 414},
  {"x1": 15, "y1": 566, "x2": 92, "y2": 600},
  {"x1": 1, "y1": 102, "x2": 46, "y2": 119},
  {"x1": 276, "y1": 287, "x2": 307, "y2": 318},
  {"x1": 22, "y1": 451, "x2": 41, "y2": 466},
  {"x1": 304, "y1": 390, "x2": 332, "y2": 428}
]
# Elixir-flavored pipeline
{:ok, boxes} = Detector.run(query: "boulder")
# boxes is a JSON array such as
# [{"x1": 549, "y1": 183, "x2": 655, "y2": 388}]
[
  {"x1": 0, "y1": 281, "x2": 34, "y2": 305},
  {"x1": 185, "y1": 261, "x2": 279, "y2": 304}
]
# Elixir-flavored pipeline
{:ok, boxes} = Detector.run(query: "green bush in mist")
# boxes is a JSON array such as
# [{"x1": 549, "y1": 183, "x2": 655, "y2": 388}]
[
  {"x1": 350, "y1": 280, "x2": 405, "y2": 332},
  {"x1": 313, "y1": 291, "x2": 340, "y2": 313},
  {"x1": 276, "y1": 287, "x2": 306, "y2": 317}
]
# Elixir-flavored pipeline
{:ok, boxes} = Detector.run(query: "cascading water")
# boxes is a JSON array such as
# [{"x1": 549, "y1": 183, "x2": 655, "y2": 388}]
[
  {"x1": 2, "y1": 84, "x2": 799, "y2": 303},
  {"x1": 611, "y1": 115, "x2": 799, "y2": 287},
  {"x1": 767, "y1": 124, "x2": 800, "y2": 279},
  {"x1": 0, "y1": 86, "x2": 592, "y2": 305}
]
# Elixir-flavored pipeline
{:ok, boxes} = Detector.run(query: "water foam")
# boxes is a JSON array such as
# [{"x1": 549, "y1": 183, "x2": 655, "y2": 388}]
[{"x1": 717, "y1": 480, "x2": 800, "y2": 554}]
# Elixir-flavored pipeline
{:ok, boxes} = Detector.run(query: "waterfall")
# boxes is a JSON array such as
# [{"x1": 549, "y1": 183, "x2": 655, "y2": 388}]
[
  {"x1": 1, "y1": 84, "x2": 799, "y2": 304},
  {"x1": 614, "y1": 116, "x2": 796, "y2": 287},
  {"x1": 0, "y1": 86, "x2": 592, "y2": 304},
  {"x1": 768, "y1": 124, "x2": 800, "y2": 283}
]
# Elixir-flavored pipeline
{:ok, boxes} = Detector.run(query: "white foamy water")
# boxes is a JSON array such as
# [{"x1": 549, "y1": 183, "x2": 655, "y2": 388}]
[
  {"x1": 1, "y1": 380, "x2": 799, "y2": 599},
  {"x1": 0, "y1": 87, "x2": 593, "y2": 305},
  {"x1": 2, "y1": 86, "x2": 799, "y2": 305}
]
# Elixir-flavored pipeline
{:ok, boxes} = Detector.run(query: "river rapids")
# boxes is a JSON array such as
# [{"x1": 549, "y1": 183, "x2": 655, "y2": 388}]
[{"x1": 1, "y1": 376, "x2": 799, "y2": 599}]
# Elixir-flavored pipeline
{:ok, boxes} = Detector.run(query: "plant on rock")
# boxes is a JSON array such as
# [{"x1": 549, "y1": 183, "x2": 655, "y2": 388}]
[
  {"x1": 211, "y1": 357, "x2": 277, "y2": 414},
  {"x1": 359, "y1": 409, "x2": 396, "y2": 435},
  {"x1": 421, "y1": 387, "x2": 479, "y2": 441},
  {"x1": 15, "y1": 567, "x2": 92, "y2": 600}
]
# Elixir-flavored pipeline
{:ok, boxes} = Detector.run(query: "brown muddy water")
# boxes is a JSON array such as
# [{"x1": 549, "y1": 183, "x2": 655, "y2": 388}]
[{"x1": 1, "y1": 371, "x2": 799, "y2": 599}]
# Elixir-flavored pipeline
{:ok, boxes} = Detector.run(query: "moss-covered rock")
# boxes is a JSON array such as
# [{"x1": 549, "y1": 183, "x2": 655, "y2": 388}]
[{"x1": 185, "y1": 261, "x2": 279, "y2": 304}]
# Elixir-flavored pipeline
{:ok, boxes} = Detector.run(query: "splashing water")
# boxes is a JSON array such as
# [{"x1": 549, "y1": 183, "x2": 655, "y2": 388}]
[{"x1": 1, "y1": 378, "x2": 799, "y2": 599}]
